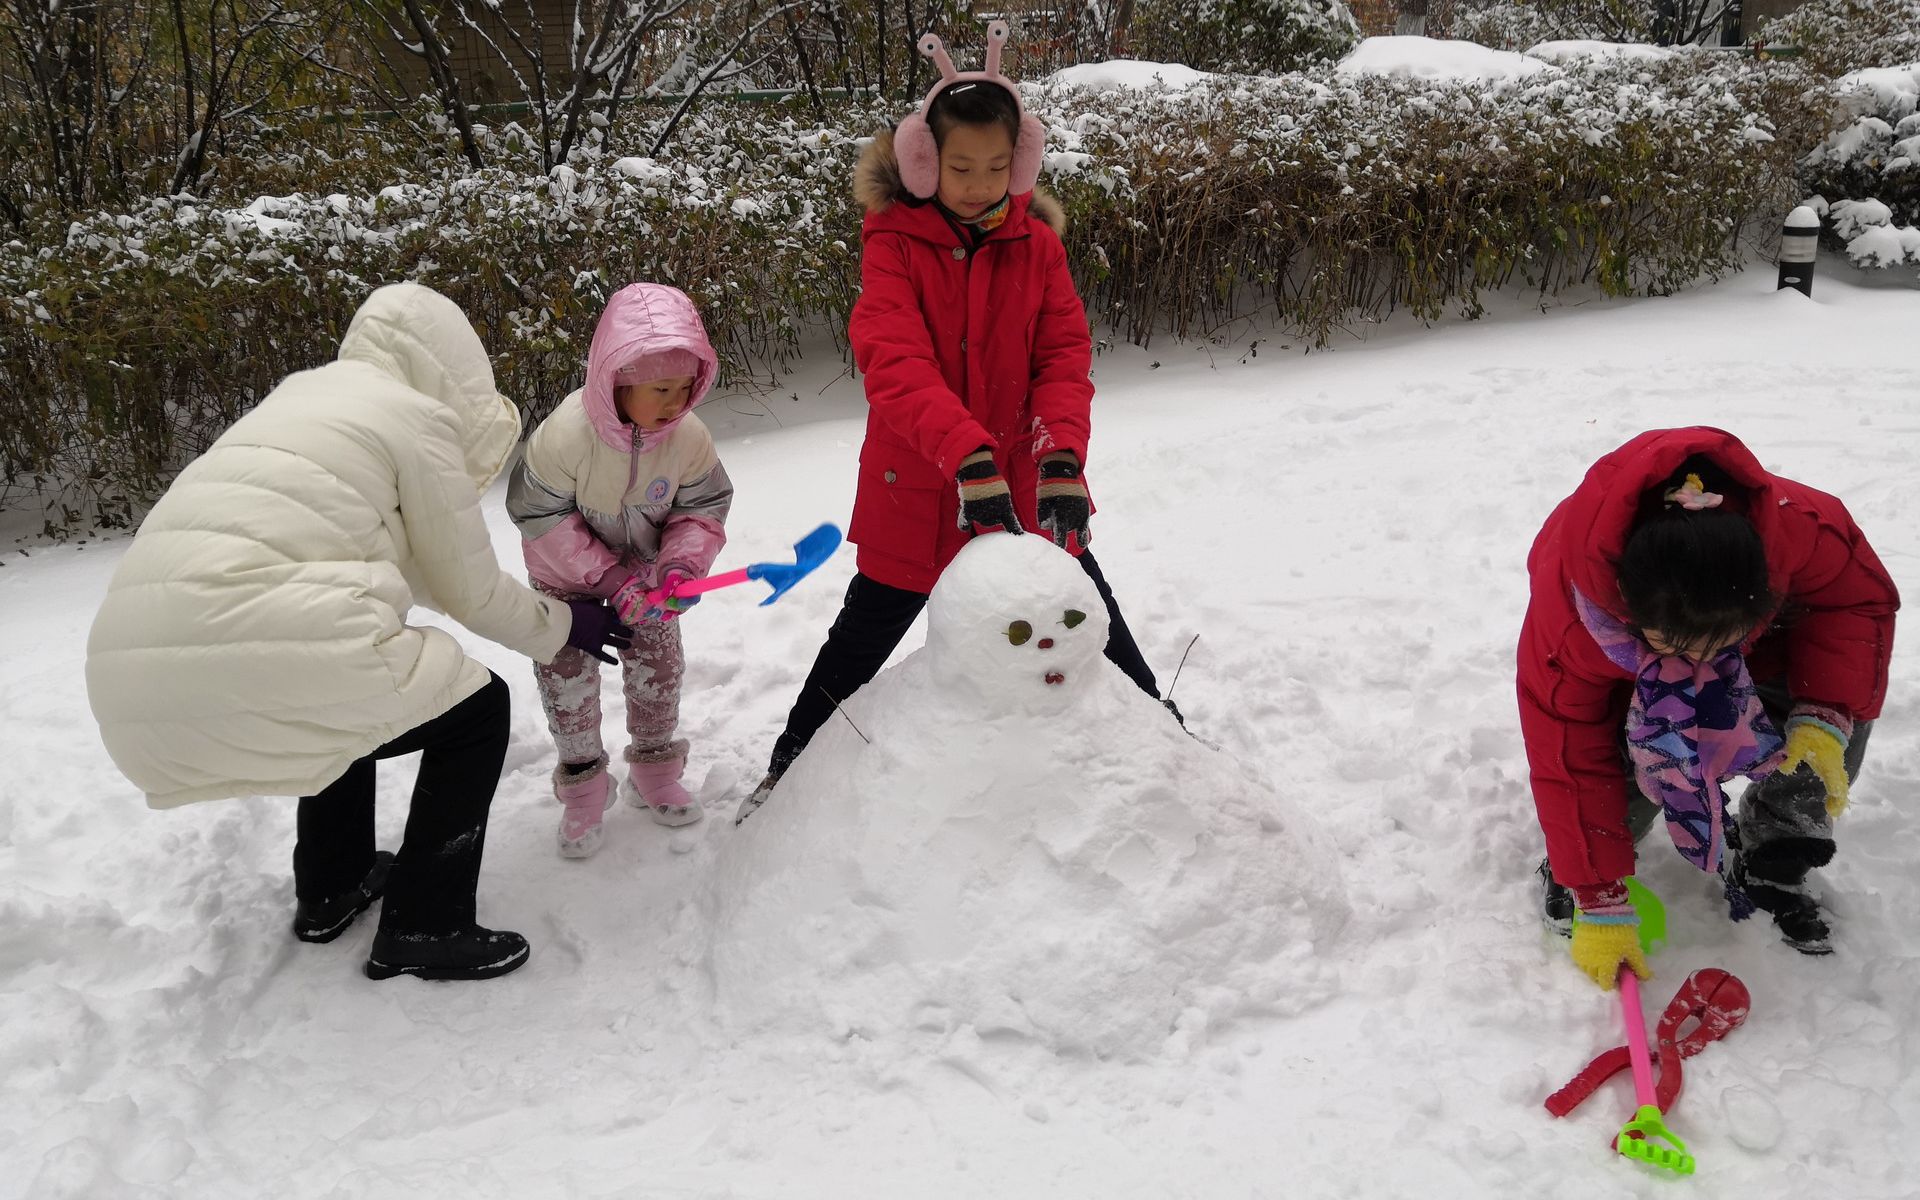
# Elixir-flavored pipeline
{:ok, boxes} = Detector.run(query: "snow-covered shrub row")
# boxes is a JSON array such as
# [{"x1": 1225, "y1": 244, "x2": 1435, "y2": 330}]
[
  {"x1": 1799, "y1": 63, "x2": 1920, "y2": 272},
  {"x1": 0, "y1": 103, "x2": 888, "y2": 528},
  {"x1": 1, "y1": 55, "x2": 1824, "y2": 528},
  {"x1": 1127, "y1": 0, "x2": 1361, "y2": 74},
  {"x1": 1038, "y1": 52, "x2": 1825, "y2": 343},
  {"x1": 1762, "y1": 0, "x2": 1920, "y2": 76},
  {"x1": 1435, "y1": 0, "x2": 1632, "y2": 52}
]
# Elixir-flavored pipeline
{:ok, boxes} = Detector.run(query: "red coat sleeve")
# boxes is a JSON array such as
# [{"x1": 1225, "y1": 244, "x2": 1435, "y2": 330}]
[
  {"x1": 1026, "y1": 233, "x2": 1093, "y2": 464},
  {"x1": 1776, "y1": 493, "x2": 1899, "y2": 719},
  {"x1": 1518, "y1": 604, "x2": 1638, "y2": 890},
  {"x1": 849, "y1": 233, "x2": 995, "y2": 476}
]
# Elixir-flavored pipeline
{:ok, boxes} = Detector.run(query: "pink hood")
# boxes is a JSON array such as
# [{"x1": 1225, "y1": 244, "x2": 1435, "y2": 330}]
[{"x1": 583, "y1": 283, "x2": 719, "y2": 451}]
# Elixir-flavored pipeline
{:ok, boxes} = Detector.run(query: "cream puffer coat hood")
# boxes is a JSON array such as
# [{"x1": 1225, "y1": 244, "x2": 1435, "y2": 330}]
[{"x1": 86, "y1": 283, "x2": 572, "y2": 808}]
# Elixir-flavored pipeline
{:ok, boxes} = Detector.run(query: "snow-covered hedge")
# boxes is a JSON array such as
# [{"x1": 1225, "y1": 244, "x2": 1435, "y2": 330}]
[
  {"x1": 1799, "y1": 64, "x2": 1920, "y2": 272},
  {"x1": 1127, "y1": 0, "x2": 1361, "y2": 74},
  {"x1": 1054, "y1": 50, "x2": 1823, "y2": 341},
  {"x1": 1436, "y1": 0, "x2": 1629, "y2": 52},
  {"x1": 1761, "y1": 0, "x2": 1920, "y2": 76},
  {"x1": 2, "y1": 53, "x2": 1828, "y2": 529}
]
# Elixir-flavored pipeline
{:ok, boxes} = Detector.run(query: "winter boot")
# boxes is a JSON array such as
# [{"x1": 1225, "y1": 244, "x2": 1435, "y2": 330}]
[
  {"x1": 1733, "y1": 770, "x2": 1836, "y2": 955},
  {"x1": 364, "y1": 926, "x2": 531, "y2": 981},
  {"x1": 1728, "y1": 846, "x2": 1833, "y2": 956},
  {"x1": 1537, "y1": 858, "x2": 1576, "y2": 938},
  {"x1": 734, "y1": 768, "x2": 784, "y2": 825},
  {"x1": 623, "y1": 740, "x2": 700, "y2": 827},
  {"x1": 555, "y1": 756, "x2": 614, "y2": 858},
  {"x1": 293, "y1": 850, "x2": 396, "y2": 944}
]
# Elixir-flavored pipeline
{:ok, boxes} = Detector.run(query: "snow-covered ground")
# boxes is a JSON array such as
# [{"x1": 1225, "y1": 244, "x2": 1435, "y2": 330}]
[{"x1": 4, "y1": 269, "x2": 1919, "y2": 1198}]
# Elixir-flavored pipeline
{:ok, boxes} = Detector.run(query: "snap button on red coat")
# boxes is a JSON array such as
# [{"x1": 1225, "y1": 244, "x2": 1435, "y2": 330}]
[
  {"x1": 884, "y1": 470, "x2": 896, "y2": 484},
  {"x1": 951, "y1": 245, "x2": 966, "y2": 260}
]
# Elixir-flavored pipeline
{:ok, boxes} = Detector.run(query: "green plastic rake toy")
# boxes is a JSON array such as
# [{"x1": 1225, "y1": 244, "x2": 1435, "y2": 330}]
[{"x1": 1612, "y1": 879, "x2": 1696, "y2": 1176}]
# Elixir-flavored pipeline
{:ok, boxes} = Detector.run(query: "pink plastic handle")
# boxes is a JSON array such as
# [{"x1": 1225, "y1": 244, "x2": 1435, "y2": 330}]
[
  {"x1": 666, "y1": 567, "x2": 750, "y2": 598},
  {"x1": 645, "y1": 567, "x2": 750, "y2": 609},
  {"x1": 1618, "y1": 970, "x2": 1658, "y2": 1108}
]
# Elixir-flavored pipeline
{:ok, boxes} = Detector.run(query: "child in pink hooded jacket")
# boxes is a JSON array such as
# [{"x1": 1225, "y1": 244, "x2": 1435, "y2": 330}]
[{"x1": 507, "y1": 283, "x2": 733, "y2": 855}]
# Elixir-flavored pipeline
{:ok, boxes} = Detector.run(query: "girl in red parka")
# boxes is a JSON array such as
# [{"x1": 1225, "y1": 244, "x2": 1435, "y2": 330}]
[
  {"x1": 1520, "y1": 427, "x2": 1897, "y2": 986},
  {"x1": 737, "y1": 25, "x2": 1172, "y2": 819}
]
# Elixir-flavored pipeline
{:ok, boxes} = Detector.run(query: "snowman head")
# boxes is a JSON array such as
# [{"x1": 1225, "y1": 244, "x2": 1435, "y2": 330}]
[{"x1": 926, "y1": 534, "x2": 1110, "y2": 713}]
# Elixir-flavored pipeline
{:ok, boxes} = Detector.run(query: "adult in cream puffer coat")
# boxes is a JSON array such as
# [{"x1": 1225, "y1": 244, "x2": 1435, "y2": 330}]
[{"x1": 85, "y1": 283, "x2": 629, "y2": 981}]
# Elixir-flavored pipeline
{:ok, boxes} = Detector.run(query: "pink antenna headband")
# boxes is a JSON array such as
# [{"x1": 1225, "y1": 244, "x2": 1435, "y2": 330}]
[{"x1": 893, "y1": 21, "x2": 1045, "y2": 200}]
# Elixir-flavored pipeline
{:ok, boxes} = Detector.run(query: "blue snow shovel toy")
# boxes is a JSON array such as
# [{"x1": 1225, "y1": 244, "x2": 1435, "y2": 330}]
[{"x1": 642, "y1": 522, "x2": 843, "y2": 610}]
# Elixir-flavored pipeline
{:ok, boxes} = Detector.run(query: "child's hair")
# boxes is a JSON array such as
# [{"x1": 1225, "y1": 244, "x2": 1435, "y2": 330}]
[
  {"x1": 926, "y1": 80, "x2": 1022, "y2": 149},
  {"x1": 1615, "y1": 455, "x2": 1776, "y2": 651}
]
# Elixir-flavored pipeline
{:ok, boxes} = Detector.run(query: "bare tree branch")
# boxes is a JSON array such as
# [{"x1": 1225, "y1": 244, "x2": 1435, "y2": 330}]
[{"x1": 648, "y1": 0, "x2": 810, "y2": 157}]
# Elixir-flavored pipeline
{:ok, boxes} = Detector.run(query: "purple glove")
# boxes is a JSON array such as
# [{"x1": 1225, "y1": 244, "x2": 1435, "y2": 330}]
[{"x1": 565, "y1": 599, "x2": 632, "y2": 664}]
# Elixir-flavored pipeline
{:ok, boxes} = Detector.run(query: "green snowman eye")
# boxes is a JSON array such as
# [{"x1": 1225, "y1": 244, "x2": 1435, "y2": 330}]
[
  {"x1": 1007, "y1": 620, "x2": 1033, "y2": 646},
  {"x1": 1063, "y1": 609, "x2": 1086, "y2": 629}
]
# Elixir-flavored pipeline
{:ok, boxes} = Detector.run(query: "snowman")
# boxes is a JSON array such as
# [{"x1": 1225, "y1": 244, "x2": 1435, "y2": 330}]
[{"x1": 703, "y1": 535, "x2": 1346, "y2": 1060}]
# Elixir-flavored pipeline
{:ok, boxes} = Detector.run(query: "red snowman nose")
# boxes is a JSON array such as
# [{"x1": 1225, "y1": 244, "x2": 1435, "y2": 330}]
[{"x1": 1038, "y1": 638, "x2": 1054, "y2": 649}]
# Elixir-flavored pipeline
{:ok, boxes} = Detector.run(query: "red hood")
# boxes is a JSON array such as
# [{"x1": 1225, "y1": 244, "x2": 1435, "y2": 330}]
[{"x1": 1551, "y1": 426, "x2": 1789, "y2": 620}]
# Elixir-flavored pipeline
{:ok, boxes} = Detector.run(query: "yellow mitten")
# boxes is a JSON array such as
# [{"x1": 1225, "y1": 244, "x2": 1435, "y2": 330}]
[
  {"x1": 1781, "y1": 718, "x2": 1850, "y2": 817},
  {"x1": 1569, "y1": 920, "x2": 1652, "y2": 991}
]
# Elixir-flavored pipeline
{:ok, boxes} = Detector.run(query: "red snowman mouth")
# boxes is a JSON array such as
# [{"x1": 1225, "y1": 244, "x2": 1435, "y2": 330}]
[{"x1": 1045, "y1": 672, "x2": 1065, "y2": 685}]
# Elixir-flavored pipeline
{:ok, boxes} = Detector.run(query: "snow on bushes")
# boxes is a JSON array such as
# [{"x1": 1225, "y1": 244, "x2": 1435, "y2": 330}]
[
  {"x1": 2, "y1": 53, "x2": 1828, "y2": 529},
  {"x1": 1048, "y1": 51, "x2": 1823, "y2": 343},
  {"x1": 1799, "y1": 63, "x2": 1920, "y2": 273},
  {"x1": 1762, "y1": 0, "x2": 1920, "y2": 76},
  {"x1": 1126, "y1": 0, "x2": 1361, "y2": 75},
  {"x1": 1336, "y1": 35, "x2": 1556, "y2": 82}
]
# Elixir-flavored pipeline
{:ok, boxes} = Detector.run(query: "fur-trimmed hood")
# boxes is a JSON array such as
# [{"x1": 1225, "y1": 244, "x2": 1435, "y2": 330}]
[{"x1": 853, "y1": 127, "x2": 1065, "y2": 236}]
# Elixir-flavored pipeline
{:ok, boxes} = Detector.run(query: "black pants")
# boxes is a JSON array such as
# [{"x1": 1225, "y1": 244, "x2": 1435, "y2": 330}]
[
  {"x1": 294, "y1": 673, "x2": 511, "y2": 936},
  {"x1": 769, "y1": 550, "x2": 1160, "y2": 774}
]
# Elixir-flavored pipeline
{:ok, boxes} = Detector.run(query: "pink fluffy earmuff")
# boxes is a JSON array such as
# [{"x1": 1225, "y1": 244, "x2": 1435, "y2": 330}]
[{"x1": 893, "y1": 21, "x2": 1045, "y2": 201}]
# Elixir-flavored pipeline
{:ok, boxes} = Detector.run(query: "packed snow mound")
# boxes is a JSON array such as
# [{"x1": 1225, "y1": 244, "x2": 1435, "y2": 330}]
[
  {"x1": 1337, "y1": 36, "x2": 1556, "y2": 83},
  {"x1": 1044, "y1": 60, "x2": 1209, "y2": 93},
  {"x1": 704, "y1": 534, "x2": 1347, "y2": 1060},
  {"x1": 1524, "y1": 39, "x2": 1676, "y2": 63}
]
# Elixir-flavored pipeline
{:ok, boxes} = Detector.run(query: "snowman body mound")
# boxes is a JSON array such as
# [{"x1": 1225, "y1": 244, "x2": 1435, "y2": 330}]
[{"x1": 708, "y1": 535, "x2": 1345, "y2": 1059}]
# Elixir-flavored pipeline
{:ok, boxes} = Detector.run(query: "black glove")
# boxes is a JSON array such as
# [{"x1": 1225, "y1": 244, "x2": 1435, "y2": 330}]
[
  {"x1": 955, "y1": 447, "x2": 1023, "y2": 536},
  {"x1": 1035, "y1": 452, "x2": 1091, "y2": 555},
  {"x1": 565, "y1": 599, "x2": 633, "y2": 665}
]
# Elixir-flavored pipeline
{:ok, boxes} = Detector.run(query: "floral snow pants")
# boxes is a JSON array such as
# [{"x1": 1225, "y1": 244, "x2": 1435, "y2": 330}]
[{"x1": 532, "y1": 584, "x2": 684, "y2": 767}]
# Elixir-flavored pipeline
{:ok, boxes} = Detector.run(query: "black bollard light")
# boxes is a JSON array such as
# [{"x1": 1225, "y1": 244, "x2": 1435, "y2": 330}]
[{"x1": 1777, "y1": 205, "x2": 1819, "y2": 296}]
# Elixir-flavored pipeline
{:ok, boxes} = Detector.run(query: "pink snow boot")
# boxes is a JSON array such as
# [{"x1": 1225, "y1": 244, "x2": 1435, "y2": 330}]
[
  {"x1": 622, "y1": 740, "x2": 701, "y2": 826},
  {"x1": 554, "y1": 756, "x2": 614, "y2": 858}
]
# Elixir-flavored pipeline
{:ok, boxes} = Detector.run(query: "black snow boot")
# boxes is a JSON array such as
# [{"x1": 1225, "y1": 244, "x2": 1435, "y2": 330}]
[
  {"x1": 1728, "y1": 850, "x2": 1833, "y2": 956},
  {"x1": 293, "y1": 850, "x2": 395, "y2": 944},
  {"x1": 1537, "y1": 859, "x2": 1575, "y2": 938},
  {"x1": 365, "y1": 926, "x2": 531, "y2": 981}
]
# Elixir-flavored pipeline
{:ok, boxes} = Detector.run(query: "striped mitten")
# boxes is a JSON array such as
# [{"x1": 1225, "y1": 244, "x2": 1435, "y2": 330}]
[
  {"x1": 956, "y1": 448, "x2": 1023, "y2": 536},
  {"x1": 1036, "y1": 452, "x2": 1091, "y2": 556}
]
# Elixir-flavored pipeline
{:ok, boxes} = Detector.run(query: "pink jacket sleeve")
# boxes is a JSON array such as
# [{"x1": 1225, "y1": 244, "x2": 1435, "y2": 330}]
[
  {"x1": 521, "y1": 512, "x2": 631, "y2": 597},
  {"x1": 505, "y1": 454, "x2": 632, "y2": 596},
  {"x1": 655, "y1": 455, "x2": 733, "y2": 581}
]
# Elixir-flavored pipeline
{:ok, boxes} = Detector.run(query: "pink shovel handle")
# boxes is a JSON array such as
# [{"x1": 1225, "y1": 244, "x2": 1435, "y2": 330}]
[
  {"x1": 666, "y1": 567, "x2": 750, "y2": 598},
  {"x1": 645, "y1": 567, "x2": 750, "y2": 608},
  {"x1": 1618, "y1": 970, "x2": 1658, "y2": 1108}
]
